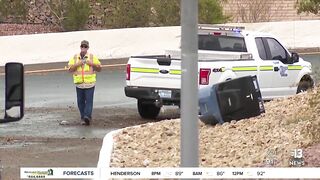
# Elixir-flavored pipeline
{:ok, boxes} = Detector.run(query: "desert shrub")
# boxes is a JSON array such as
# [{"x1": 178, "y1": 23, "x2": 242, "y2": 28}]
[
  {"x1": 199, "y1": 0, "x2": 229, "y2": 24},
  {"x1": 100, "y1": 0, "x2": 151, "y2": 28},
  {"x1": 150, "y1": 0, "x2": 180, "y2": 26},
  {"x1": 296, "y1": 0, "x2": 320, "y2": 15},
  {"x1": 0, "y1": 0, "x2": 27, "y2": 23},
  {"x1": 61, "y1": 0, "x2": 91, "y2": 31}
]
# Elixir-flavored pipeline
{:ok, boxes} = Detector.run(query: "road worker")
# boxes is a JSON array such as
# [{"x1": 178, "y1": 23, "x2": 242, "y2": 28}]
[{"x1": 68, "y1": 40, "x2": 101, "y2": 125}]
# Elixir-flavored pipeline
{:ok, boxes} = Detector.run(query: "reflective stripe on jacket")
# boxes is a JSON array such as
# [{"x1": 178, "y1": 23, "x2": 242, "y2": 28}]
[{"x1": 71, "y1": 53, "x2": 96, "y2": 84}]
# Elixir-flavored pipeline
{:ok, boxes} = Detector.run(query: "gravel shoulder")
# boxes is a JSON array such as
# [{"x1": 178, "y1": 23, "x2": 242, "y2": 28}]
[{"x1": 110, "y1": 87, "x2": 320, "y2": 168}]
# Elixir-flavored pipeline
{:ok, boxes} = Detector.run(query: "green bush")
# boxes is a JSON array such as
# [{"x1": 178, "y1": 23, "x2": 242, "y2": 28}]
[
  {"x1": 147, "y1": 0, "x2": 229, "y2": 27},
  {"x1": 100, "y1": 0, "x2": 151, "y2": 28},
  {"x1": 296, "y1": 0, "x2": 320, "y2": 15},
  {"x1": 150, "y1": 0, "x2": 180, "y2": 26},
  {"x1": 62, "y1": 0, "x2": 91, "y2": 31},
  {"x1": 199, "y1": 0, "x2": 229, "y2": 24},
  {"x1": 0, "y1": 0, "x2": 27, "y2": 23},
  {"x1": 99, "y1": 0, "x2": 228, "y2": 28}
]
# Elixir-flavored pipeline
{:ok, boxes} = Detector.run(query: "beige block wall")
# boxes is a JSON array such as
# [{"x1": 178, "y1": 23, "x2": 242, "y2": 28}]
[{"x1": 222, "y1": 0, "x2": 320, "y2": 23}]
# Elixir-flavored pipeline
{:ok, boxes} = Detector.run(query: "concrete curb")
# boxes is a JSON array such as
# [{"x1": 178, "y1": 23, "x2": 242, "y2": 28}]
[
  {"x1": 291, "y1": 47, "x2": 320, "y2": 54},
  {"x1": 97, "y1": 129, "x2": 122, "y2": 168},
  {"x1": 95, "y1": 123, "x2": 156, "y2": 179},
  {"x1": 95, "y1": 129, "x2": 122, "y2": 180}
]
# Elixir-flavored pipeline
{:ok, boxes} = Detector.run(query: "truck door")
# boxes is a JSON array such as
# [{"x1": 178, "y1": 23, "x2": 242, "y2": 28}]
[
  {"x1": 263, "y1": 37, "x2": 298, "y2": 96},
  {"x1": 255, "y1": 37, "x2": 276, "y2": 91}
]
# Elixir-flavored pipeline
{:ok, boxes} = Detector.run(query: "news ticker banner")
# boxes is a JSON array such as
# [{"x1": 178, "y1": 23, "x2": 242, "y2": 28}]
[{"x1": 21, "y1": 167, "x2": 320, "y2": 179}]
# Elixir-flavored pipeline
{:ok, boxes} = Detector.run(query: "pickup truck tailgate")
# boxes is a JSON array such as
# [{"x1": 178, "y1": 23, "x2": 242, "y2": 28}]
[{"x1": 127, "y1": 56, "x2": 181, "y2": 89}]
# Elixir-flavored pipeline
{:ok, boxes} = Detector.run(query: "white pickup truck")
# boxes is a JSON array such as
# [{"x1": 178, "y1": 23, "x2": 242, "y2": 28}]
[{"x1": 125, "y1": 25, "x2": 314, "y2": 119}]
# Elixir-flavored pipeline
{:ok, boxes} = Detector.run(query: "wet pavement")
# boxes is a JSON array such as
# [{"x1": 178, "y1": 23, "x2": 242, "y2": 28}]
[
  {"x1": 0, "y1": 115, "x2": 115, "y2": 139},
  {"x1": 0, "y1": 68, "x2": 137, "y2": 138},
  {"x1": 0, "y1": 68, "x2": 135, "y2": 108}
]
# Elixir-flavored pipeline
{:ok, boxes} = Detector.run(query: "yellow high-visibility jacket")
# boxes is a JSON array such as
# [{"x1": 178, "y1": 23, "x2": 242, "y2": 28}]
[{"x1": 68, "y1": 53, "x2": 101, "y2": 84}]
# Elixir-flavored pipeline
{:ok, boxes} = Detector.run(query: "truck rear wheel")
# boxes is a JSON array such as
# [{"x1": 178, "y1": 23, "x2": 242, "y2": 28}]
[{"x1": 137, "y1": 99, "x2": 160, "y2": 119}]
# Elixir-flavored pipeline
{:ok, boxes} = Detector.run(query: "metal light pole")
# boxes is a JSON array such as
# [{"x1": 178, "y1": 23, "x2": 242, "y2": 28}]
[{"x1": 180, "y1": 0, "x2": 199, "y2": 168}]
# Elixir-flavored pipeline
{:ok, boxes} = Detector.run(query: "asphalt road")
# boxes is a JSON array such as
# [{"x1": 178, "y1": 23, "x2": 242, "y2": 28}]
[
  {"x1": 0, "y1": 64, "x2": 180, "y2": 139},
  {"x1": 0, "y1": 65, "x2": 140, "y2": 138},
  {"x1": 0, "y1": 60, "x2": 134, "y2": 109}
]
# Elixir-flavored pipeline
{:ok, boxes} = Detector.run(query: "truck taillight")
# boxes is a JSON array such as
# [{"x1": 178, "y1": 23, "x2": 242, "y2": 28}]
[
  {"x1": 199, "y1": 68, "x2": 211, "y2": 85},
  {"x1": 126, "y1": 64, "x2": 131, "y2": 80},
  {"x1": 211, "y1": 32, "x2": 221, "y2": 36}
]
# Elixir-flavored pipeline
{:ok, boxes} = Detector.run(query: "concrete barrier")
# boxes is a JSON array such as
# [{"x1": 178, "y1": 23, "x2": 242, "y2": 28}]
[
  {"x1": 1, "y1": 20, "x2": 320, "y2": 66},
  {"x1": 0, "y1": 26, "x2": 180, "y2": 66}
]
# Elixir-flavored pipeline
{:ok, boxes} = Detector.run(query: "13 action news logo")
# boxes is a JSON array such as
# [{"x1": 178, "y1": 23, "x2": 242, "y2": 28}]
[{"x1": 289, "y1": 149, "x2": 305, "y2": 167}]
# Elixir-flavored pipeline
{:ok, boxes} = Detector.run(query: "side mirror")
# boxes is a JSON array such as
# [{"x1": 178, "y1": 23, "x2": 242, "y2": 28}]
[
  {"x1": 291, "y1": 52, "x2": 300, "y2": 63},
  {"x1": 0, "y1": 62, "x2": 24, "y2": 123}
]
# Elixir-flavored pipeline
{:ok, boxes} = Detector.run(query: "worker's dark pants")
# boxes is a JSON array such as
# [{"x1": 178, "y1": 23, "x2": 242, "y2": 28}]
[{"x1": 76, "y1": 86, "x2": 95, "y2": 120}]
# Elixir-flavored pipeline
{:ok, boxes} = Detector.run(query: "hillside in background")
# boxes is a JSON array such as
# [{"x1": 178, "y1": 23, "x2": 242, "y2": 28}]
[
  {"x1": 1, "y1": 0, "x2": 320, "y2": 36},
  {"x1": 0, "y1": 23, "x2": 60, "y2": 36}
]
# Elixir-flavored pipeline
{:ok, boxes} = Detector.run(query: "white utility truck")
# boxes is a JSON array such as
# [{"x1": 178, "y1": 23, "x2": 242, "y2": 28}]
[{"x1": 125, "y1": 25, "x2": 314, "y2": 119}]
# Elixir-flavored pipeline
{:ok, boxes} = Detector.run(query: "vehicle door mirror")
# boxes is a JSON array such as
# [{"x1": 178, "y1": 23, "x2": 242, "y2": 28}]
[
  {"x1": 291, "y1": 52, "x2": 299, "y2": 63},
  {"x1": 0, "y1": 62, "x2": 24, "y2": 123}
]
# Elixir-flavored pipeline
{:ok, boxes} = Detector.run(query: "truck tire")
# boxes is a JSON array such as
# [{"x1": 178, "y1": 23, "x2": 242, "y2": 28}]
[
  {"x1": 137, "y1": 99, "x2": 160, "y2": 119},
  {"x1": 297, "y1": 79, "x2": 313, "y2": 94}
]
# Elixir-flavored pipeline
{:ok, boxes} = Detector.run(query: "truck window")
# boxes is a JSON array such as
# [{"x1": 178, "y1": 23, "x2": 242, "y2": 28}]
[
  {"x1": 198, "y1": 35, "x2": 247, "y2": 52},
  {"x1": 255, "y1": 38, "x2": 267, "y2": 60},
  {"x1": 266, "y1": 38, "x2": 288, "y2": 63}
]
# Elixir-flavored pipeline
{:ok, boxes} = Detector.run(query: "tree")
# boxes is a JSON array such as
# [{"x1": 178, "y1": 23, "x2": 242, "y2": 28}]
[
  {"x1": 199, "y1": 0, "x2": 229, "y2": 24},
  {"x1": 235, "y1": 0, "x2": 278, "y2": 23},
  {"x1": 296, "y1": 0, "x2": 320, "y2": 15}
]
